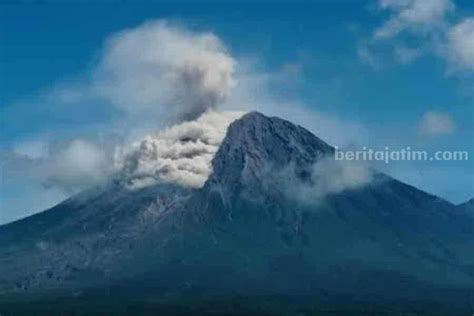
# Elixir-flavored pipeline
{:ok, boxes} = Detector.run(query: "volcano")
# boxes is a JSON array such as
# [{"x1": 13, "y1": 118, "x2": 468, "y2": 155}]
[{"x1": 1, "y1": 112, "x2": 473, "y2": 315}]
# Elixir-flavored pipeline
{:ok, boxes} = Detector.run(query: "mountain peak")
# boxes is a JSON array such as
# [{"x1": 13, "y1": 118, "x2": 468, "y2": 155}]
[{"x1": 205, "y1": 111, "x2": 334, "y2": 193}]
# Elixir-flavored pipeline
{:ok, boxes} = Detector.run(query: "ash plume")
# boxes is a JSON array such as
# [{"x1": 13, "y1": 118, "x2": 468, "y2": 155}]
[
  {"x1": 116, "y1": 111, "x2": 244, "y2": 189},
  {"x1": 94, "y1": 20, "x2": 236, "y2": 122}
]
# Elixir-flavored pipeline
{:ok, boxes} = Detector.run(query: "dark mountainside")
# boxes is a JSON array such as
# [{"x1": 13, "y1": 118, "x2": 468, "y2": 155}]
[
  {"x1": 1, "y1": 112, "x2": 473, "y2": 315},
  {"x1": 459, "y1": 199, "x2": 474, "y2": 214}
]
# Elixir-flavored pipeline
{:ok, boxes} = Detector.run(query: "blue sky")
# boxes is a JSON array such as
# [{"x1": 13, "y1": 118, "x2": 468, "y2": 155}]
[{"x1": 1, "y1": 0, "x2": 473, "y2": 224}]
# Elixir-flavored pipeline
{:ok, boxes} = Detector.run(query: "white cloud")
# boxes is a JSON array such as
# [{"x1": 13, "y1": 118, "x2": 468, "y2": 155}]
[
  {"x1": 374, "y1": 0, "x2": 454, "y2": 39},
  {"x1": 357, "y1": 0, "x2": 474, "y2": 74},
  {"x1": 273, "y1": 158, "x2": 374, "y2": 204},
  {"x1": 4, "y1": 139, "x2": 113, "y2": 195},
  {"x1": 418, "y1": 111, "x2": 456, "y2": 136},
  {"x1": 364, "y1": 0, "x2": 474, "y2": 74},
  {"x1": 310, "y1": 158, "x2": 374, "y2": 197},
  {"x1": 394, "y1": 45, "x2": 424, "y2": 64},
  {"x1": 446, "y1": 18, "x2": 474, "y2": 71},
  {"x1": 43, "y1": 140, "x2": 111, "y2": 191},
  {"x1": 93, "y1": 20, "x2": 235, "y2": 121}
]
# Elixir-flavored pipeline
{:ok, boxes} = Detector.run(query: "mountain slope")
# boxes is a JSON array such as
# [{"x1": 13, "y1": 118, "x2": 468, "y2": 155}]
[
  {"x1": 459, "y1": 198, "x2": 474, "y2": 213},
  {"x1": 1, "y1": 112, "x2": 473, "y2": 314},
  {"x1": 199, "y1": 112, "x2": 474, "y2": 286}
]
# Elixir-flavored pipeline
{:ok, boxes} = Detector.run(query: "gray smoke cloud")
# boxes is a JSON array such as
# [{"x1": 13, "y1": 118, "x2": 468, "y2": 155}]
[
  {"x1": 93, "y1": 20, "x2": 236, "y2": 121},
  {"x1": 116, "y1": 110, "x2": 244, "y2": 189},
  {"x1": 4, "y1": 16, "x2": 244, "y2": 199}
]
